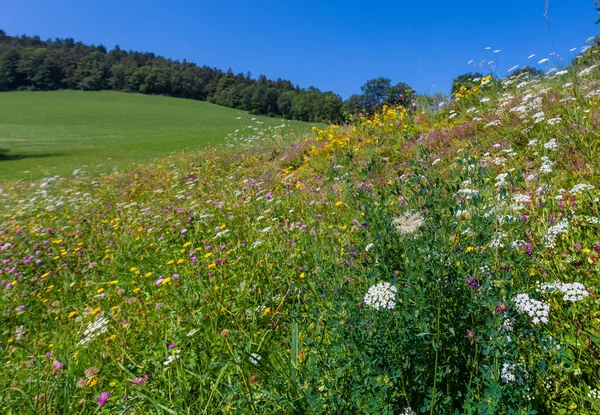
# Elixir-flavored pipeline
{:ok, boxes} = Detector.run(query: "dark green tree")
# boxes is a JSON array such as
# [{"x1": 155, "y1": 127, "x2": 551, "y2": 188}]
[{"x1": 360, "y1": 77, "x2": 392, "y2": 113}]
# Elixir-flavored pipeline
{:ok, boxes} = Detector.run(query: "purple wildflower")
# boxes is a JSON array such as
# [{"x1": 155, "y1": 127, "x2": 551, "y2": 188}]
[
  {"x1": 496, "y1": 301, "x2": 508, "y2": 313},
  {"x1": 466, "y1": 276, "x2": 480, "y2": 289},
  {"x1": 97, "y1": 392, "x2": 111, "y2": 405}
]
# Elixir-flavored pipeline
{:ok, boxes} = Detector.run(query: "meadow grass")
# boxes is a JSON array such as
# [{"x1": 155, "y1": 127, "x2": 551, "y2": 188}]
[
  {"x1": 1, "y1": 50, "x2": 600, "y2": 414},
  {"x1": 0, "y1": 91, "x2": 311, "y2": 182}
]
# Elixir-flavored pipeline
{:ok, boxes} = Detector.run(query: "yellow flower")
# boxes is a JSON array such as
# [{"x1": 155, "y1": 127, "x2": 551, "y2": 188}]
[
  {"x1": 300, "y1": 272, "x2": 305, "y2": 279},
  {"x1": 68, "y1": 311, "x2": 77, "y2": 319},
  {"x1": 129, "y1": 267, "x2": 138, "y2": 273},
  {"x1": 96, "y1": 288, "x2": 104, "y2": 294},
  {"x1": 264, "y1": 307, "x2": 271, "y2": 315},
  {"x1": 108, "y1": 280, "x2": 118, "y2": 285},
  {"x1": 145, "y1": 272, "x2": 152, "y2": 277},
  {"x1": 133, "y1": 287, "x2": 141, "y2": 293},
  {"x1": 177, "y1": 259, "x2": 185, "y2": 264},
  {"x1": 465, "y1": 246, "x2": 474, "y2": 253},
  {"x1": 161, "y1": 277, "x2": 172, "y2": 285},
  {"x1": 204, "y1": 252, "x2": 212, "y2": 259},
  {"x1": 335, "y1": 201, "x2": 343, "y2": 207},
  {"x1": 167, "y1": 259, "x2": 175, "y2": 265},
  {"x1": 183, "y1": 242, "x2": 192, "y2": 248},
  {"x1": 91, "y1": 307, "x2": 101, "y2": 315}
]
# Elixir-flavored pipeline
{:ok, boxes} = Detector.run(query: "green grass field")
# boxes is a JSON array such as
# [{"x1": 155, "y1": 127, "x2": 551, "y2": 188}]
[{"x1": 0, "y1": 91, "x2": 309, "y2": 182}]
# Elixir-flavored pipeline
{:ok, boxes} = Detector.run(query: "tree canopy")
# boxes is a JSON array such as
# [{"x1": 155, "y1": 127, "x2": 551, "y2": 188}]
[
  {"x1": 0, "y1": 31, "x2": 417, "y2": 124},
  {"x1": 0, "y1": 32, "x2": 345, "y2": 123}
]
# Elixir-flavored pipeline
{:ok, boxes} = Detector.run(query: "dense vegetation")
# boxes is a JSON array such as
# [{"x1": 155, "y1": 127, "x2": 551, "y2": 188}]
[
  {"x1": 1, "y1": 33, "x2": 600, "y2": 414},
  {"x1": 0, "y1": 90, "x2": 311, "y2": 182}
]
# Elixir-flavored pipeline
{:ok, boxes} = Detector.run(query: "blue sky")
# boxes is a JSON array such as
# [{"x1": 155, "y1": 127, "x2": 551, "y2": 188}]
[{"x1": 1, "y1": 0, "x2": 597, "y2": 98}]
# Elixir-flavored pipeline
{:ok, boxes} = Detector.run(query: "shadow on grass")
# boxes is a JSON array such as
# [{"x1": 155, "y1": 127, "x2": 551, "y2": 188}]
[{"x1": 0, "y1": 148, "x2": 67, "y2": 161}]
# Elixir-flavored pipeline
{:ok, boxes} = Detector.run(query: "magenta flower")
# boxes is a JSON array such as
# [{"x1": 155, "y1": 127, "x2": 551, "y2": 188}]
[
  {"x1": 97, "y1": 392, "x2": 111, "y2": 405},
  {"x1": 52, "y1": 360, "x2": 63, "y2": 371},
  {"x1": 154, "y1": 278, "x2": 164, "y2": 286}
]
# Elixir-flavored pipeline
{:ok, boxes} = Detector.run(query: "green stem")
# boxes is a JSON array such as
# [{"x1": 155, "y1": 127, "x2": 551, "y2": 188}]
[{"x1": 430, "y1": 301, "x2": 441, "y2": 415}]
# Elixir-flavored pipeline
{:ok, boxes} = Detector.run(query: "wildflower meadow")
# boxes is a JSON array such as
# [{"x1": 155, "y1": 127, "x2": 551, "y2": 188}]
[{"x1": 2, "y1": 39, "x2": 600, "y2": 414}]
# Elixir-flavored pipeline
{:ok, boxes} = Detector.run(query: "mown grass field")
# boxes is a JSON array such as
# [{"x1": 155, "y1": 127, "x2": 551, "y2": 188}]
[{"x1": 0, "y1": 91, "x2": 310, "y2": 182}]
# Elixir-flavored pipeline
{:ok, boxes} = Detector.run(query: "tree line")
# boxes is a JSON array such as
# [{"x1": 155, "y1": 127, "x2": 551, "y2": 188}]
[{"x1": 0, "y1": 31, "x2": 418, "y2": 123}]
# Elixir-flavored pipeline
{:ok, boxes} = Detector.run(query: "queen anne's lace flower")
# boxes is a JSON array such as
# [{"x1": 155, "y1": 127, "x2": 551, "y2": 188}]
[
  {"x1": 364, "y1": 282, "x2": 397, "y2": 310},
  {"x1": 392, "y1": 212, "x2": 424, "y2": 235},
  {"x1": 545, "y1": 219, "x2": 568, "y2": 247},
  {"x1": 513, "y1": 293, "x2": 549, "y2": 325},
  {"x1": 540, "y1": 156, "x2": 553, "y2": 174},
  {"x1": 569, "y1": 183, "x2": 595, "y2": 194},
  {"x1": 537, "y1": 281, "x2": 589, "y2": 302}
]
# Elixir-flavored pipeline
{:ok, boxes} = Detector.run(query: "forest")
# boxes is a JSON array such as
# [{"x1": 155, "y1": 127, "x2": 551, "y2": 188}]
[{"x1": 0, "y1": 31, "x2": 417, "y2": 123}]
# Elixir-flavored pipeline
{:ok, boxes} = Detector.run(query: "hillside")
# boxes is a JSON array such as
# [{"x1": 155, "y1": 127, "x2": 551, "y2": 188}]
[
  {"x1": 1, "y1": 49, "x2": 600, "y2": 414},
  {"x1": 0, "y1": 90, "x2": 311, "y2": 182}
]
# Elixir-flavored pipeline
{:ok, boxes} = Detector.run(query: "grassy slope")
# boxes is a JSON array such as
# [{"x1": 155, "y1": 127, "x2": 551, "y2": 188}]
[
  {"x1": 0, "y1": 91, "x2": 309, "y2": 182},
  {"x1": 1, "y1": 51, "x2": 600, "y2": 413}
]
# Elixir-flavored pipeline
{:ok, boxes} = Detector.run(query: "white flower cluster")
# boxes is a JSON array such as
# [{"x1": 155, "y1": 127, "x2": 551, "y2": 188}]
[
  {"x1": 402, "y1": 408, "x2": 416, "y2": 415},
  {"x1": 392, "y1": 211, "x2": 424, "y2": 235},
  {"x1": 545, "y1": 219, "x2": 569, "y2": 247},
  {"x1": 364, "y1": 282, "x2": 397, "y2": 310},
  {"x1": 489, "y1": 231, "x2": 506, "y2": 249},
  {"x1": 511, "y1": 194, "x2": 530, "y2": 210},
  {"x1": 214, "y1": 229, "x2": 230, "y2": 239},
  {"x1": 495, "y1": 173, "x2": 509, "y2": 187},
  {"x1": 569, "y1": 183, "x2": 595, "y2": 194},
  {"x1": 588, "y1": 388, "x2": 600, "y2": 400},
  {"x1": 537, "y1": 281, "x2": 589, "y2": 302},
  {"x1": 163, "y1": 349, "x2": 181, "y2": 369},
  {"x1": 77, "y1": 316, "x2": 109, "y2": 346},
  {"x1": 457, "y1": 188, "x2": 479, "y2": 199},
  {"x1": 579, "y1": 64, "x2": 598, "y2": 77},
  {"x1": 540, "y1": 157, "x2": 553, "y2": 174},
  {"x1": 544, "y1": 139, "x2": 558, "y2": 149},
  {"x1": 501, "y1": 363, "x2": 516, "y2": 383},
  {"x1": 513, "y1": 293, "x2": 550, "y2": 325},
  {"x1": 249, "y1": 353, "x2": 262, "y2": 365}
]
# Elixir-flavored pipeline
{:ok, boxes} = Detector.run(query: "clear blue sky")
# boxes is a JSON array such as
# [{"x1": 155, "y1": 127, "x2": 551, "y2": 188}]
[{"x1": 1, "y1": 0, "x2": 597, "y2": 98}]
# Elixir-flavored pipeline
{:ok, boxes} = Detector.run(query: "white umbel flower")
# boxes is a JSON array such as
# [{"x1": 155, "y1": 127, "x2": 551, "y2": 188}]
[
  {"x1": 513, "y1": 293, "x2": 550, "y2": 325},
  {"x1": 364, "y1": 282, "x2": 397, "y2": 310},
  {"x1": 392, "y1": 211, "x2": 424, "y2": 235}
]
